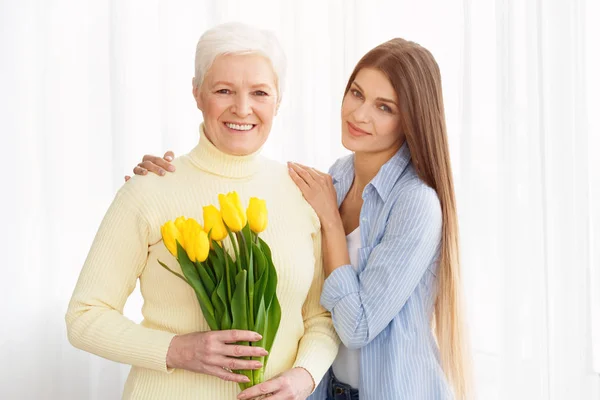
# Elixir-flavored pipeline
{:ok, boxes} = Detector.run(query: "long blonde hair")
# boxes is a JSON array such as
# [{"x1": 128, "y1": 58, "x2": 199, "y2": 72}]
[{"x1": 344, "y1": 39, "x2": 472, "y2": 399}]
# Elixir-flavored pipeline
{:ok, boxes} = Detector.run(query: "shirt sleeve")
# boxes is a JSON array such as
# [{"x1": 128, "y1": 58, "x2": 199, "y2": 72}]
[
  {"x1": 320, "y1": 186, "x2": 442, "y2": 349},
  {"x1": 65, "y1": 187, "x2": 176, "y2": 372}
]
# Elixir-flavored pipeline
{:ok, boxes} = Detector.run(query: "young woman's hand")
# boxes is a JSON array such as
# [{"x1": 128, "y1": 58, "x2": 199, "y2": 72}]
[
  {"x1": 236, "y1": 367, "x2": 314, "y2": 400},
  {"x1": 124, "y1": 151, "x2": 176, "y2": 182},
  {"x1": 288, "y1": 162, "x2": 341, "y2": 230}
]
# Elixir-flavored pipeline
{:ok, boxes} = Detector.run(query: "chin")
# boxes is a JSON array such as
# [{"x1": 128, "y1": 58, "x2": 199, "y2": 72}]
[{"x1": 341, "y1": 133, "x2": 363, "y2": 152}]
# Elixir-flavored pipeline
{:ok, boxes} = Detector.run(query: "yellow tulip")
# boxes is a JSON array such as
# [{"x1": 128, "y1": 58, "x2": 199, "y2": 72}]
[
  {"x1": 181, "y1": 218, "x2": 210, "y2": 262},
  {"x1": 219, "y1": 192, "x2": 246, "y2": 232},
  {"x1": 160, "y1": 220, "x2": 181, "y2": 257},
  {"x1": 247, "y1": 197, "x2": 268, "y2": 233},
  {"x1": 174, "y1": 216, "x2": 187, "y2": 247},
  {"x1": 203, "y1": 205, "x2": 228, "y2": 241}
]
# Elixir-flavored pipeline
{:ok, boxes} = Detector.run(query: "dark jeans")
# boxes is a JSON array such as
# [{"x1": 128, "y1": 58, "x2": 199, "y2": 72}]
[{"x1": 326, "y1": 371, "x2": 359, "y2": 400}]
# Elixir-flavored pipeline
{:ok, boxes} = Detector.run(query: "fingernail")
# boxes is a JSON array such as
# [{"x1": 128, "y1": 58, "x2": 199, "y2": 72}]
[
  {"x1": 256, "y1": 334, "x2": 262, "y2": 340},
  {"x1": 159, "y1": 169, "x2": 166, "y2": 176},
  {"x1": 165, "y1": 156, "x2": 173, "y2": 161},
  {"x1": 254, "y1": 362, "x2": 263, "y2": 368},
  {"x1": 167, "y1": 165, "x2": 175, "y2": 172}
]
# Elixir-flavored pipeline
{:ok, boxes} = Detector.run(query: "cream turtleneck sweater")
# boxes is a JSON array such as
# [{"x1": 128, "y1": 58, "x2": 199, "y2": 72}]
[{"x1": 65, "y1": 126, "x2": 339, "y2": 399}]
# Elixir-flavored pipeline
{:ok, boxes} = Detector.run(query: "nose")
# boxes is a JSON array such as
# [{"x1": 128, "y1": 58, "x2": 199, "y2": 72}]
[
  {"x1": 231, "y1": 93, "x2": 252, "y2": 117},
  {"x1": 351, "y1": 102, "x2": 371, "y2": 124}
]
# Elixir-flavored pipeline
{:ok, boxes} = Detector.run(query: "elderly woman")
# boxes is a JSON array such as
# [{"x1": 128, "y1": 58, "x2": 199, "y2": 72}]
[{"x1": 65, "y1": 22, "x2": 339, "y2": 400}]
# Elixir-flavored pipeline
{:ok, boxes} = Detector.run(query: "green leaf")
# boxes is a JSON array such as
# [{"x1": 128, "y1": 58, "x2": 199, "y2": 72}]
[
  {"x1": 195, "y1": 261, "x2": 216, "y2": 295},
  {"x1": 230, "y1": 269, "x2": 253, "y2": 388},
  {"x1": 252, "y1": 245, "x2": 269, "y2": 313},
  {"x1": 247, "y1": 246, "x2": 255, "y2": 329},
  {"x1": 227, "y1": 250, "x2": 237, "y2": 300},
  {"x1": 261, "y1": 242, "x2": 279, "y2": 311},
  {"x1": 157, "y1": 260, "x2": 188, "y2": 283},
  {"x1": 208, "y1": 251, "x2": 223, "y2": 282},
  {"x1": 264, "y1": 296, "x2": 281, "y2": 364},
  {"x1": 252, "y1": 298, "x2": 267, "y2": 384},
  {"x1": 210, "y1": 284, "x2": 224, "y2": 330},
  {"x1": 176, "y1": 243, "x2": 218, "y2": 330},
  {"x1": 211, "y1": 241, "x2": 233, "y2": 303},
  {"x1": 214, "y1": 258, "x2": 232, "y2": 330},
  {"x1": 257, "y1": 238, "x2": 281, "y2": 362},
  {"x1": 231, "y1": 270, "x2": 248, "y2": 331}
]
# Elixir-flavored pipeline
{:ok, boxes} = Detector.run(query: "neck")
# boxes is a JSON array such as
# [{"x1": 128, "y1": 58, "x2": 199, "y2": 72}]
[
  {"x1": 187, "y1": 124, "x2": 263, "y2": 179},
  {"x1": 351, "y1": 140, "x2": 404, "y2": 197}
]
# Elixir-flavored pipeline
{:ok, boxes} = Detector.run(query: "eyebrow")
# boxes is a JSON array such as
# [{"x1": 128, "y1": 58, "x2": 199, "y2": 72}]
[
  {"x1": 211, "y1": 81, "x2": 274, "y2": 90},
  {"x1": 352, "y1": 81, "x2": 398, "y2": 107},
  {"x1": 212, "y1": 81, "x2": 233, "y2": 87},
  {"x1": 250, "y1": 83, "x2": 274, "y2": 90}
]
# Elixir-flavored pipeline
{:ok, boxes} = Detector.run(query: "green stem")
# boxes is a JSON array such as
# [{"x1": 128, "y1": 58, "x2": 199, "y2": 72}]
[
  {"x1": 222, "y1": 241, "x2": 232, "y2": 301},
  {"x1": 237, "y1": 231, "x2": 254, "y2": 330},
  {"x1": 227, "y1": 227, "x2": 242, "y2": 274}
]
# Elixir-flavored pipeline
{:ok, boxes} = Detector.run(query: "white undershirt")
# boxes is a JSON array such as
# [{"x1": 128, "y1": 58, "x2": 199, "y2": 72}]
[{"x1": 331, "y1": 227, "x2": 361, "y2": 388}]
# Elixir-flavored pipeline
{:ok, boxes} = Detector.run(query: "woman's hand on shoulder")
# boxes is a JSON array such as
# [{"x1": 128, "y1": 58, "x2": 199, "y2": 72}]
[
  {"x1": 288, "y1": 162, "x2": 341, "y2": 230},
  {"x1": 124, "y1": 151, "x2": 176, "y2": 182}
]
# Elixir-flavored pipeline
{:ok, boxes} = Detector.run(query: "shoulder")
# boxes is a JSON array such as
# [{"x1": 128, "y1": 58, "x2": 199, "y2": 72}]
[
  {"x1": 258, "y1": 156, "x2": 322, "y2": 231},
  {"x1": 328, "y1": 154, "x2": 353, "y2": 179},
  {"x1": 391, "y1": 166, "x2": 442, "y2": 225},
  {"x1": 115, "y1": 156, "x2": 195, "y2": 211}
]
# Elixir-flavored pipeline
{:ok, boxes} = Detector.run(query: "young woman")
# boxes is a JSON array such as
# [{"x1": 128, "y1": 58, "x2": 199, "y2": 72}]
[{"x1": 133, "y1": 38, "x2": 471, "y2": 400}]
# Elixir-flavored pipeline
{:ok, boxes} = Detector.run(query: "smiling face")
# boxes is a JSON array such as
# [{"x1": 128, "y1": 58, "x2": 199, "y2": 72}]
[
  {"x1": 193, "y1": 53, "x2": 279, "y2": 156},
  {"x1": 341, "y1": 67, "x2": 404, "y2": 154}
]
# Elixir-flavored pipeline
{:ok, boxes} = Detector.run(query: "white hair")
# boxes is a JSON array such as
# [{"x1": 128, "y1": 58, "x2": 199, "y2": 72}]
[{"x1": 193, "y1": 22, "x2": 287, "y2": 103}]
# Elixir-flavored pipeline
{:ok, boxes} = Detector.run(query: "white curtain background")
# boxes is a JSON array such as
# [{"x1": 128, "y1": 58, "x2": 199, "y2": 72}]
[{"x1": 1, "y1": 0, "x2": 599, "y2": 399}]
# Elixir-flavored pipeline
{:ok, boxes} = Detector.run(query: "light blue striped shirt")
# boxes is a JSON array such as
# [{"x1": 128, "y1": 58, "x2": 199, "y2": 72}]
[{"x1": 310, "y1": 143, "x2": 452, "y2": 400}]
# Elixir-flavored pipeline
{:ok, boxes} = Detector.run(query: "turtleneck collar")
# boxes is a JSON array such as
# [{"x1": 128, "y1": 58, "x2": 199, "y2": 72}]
[{"x1": 187, "y1": 123, "x2": 264, "y2": 179}]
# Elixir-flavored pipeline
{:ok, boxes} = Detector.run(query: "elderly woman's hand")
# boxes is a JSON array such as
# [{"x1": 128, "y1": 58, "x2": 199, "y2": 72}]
[
  {"x1": 166, "y1": 330, "x2": 268, "y2": 384},
  {"x1": 236, "y1": 367, "x2": 314, "y2": 400},
  {"x1": 124, "y1": 151, "x2": 176, "y2": 182}
]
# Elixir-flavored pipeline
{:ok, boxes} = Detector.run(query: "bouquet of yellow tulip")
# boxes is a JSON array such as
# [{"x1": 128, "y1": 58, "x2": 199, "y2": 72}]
[{"x1": 159, "y1": 192, "x2": 281, "y2": 390}]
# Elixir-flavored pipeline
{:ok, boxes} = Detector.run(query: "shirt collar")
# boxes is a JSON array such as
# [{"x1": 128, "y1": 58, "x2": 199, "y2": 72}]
[{"x1": 331, "y1": 142, "x2": 412, "y2": 203}]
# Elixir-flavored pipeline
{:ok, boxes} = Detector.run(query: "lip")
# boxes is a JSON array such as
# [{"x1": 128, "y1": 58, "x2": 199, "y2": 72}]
[{"x1": 347, "y1": 121, "x2": 371, "y2": 137}]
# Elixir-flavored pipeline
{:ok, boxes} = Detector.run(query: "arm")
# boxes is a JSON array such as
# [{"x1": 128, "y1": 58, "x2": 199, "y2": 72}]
[
  {"x1": 320, "y1": 187, "x2": 442, "y2": 349},
  {"x1": 65, "y1": 188, "x2": 176, "y2": 372}
]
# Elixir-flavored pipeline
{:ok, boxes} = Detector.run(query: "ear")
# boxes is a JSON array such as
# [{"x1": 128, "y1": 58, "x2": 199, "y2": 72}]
[
  {"x1": 275, "y1": 96, "x2": 281, "y2": 116},
  {"x1": 192, "y1": 78, "x2": 204, "y2": 111}
]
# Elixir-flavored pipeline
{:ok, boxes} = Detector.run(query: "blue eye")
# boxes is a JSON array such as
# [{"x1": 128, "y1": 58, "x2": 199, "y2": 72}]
[
  {"x1": 379, "y1": 104, "x2": 392, "y2": 113},
  {"x1": 351, "y1": 89, "x2": 363, "y2": 98}
]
